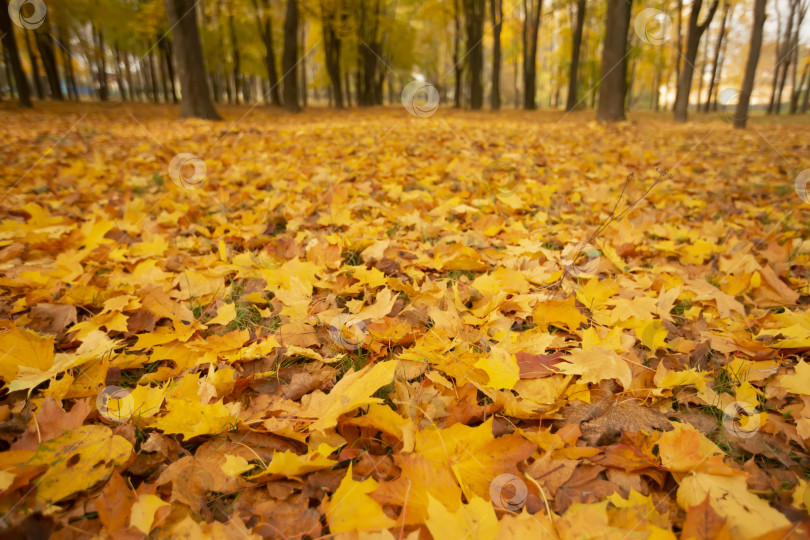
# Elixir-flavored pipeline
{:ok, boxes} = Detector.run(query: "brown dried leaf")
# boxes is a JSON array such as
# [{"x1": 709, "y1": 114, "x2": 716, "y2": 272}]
[
  {"x1": 28, "y1": 304, "x2": 77, "y2": 335},
  {"x1": 681, "y1": 496, "x2": 733, "y2": 540}
]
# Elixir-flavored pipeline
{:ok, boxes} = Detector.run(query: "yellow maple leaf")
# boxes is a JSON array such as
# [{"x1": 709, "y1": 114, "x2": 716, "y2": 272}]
[
  {"x1": 637, "y1": 320, "x2": 669, "y2": 351},
  {"x1": 497, "y1": 510, "x2": 556, "y2": 539},
  {"x1": 130, "y1": 494, "x2": 169, "y2": 534},
  {"x1": 655, "y1": 368, "x2": 707, "y2": 391},
  {"x1": 207, "y1": 302, "x2": 236, "y2": 325},
  {"x1": 276, "y1": 278, "x2": 313, "y2": 320},
  {"x1": 555, "y1": 347, "x2": 632, "y2": 389},
  {"x1": 575, "y1": 277, "x2": 619, "y2": 310},
  {"x1": 22, "y1": 425, "x2": 133, "y2": 504},
  {"x1": 345, "y1": 403, "x2": 410, "y2": 440},
  {"x1": 609, "y1": 296, "x2": 658, "y2": 325},
  {"x1": 680, "y1": 238, "x2": 715, "y2": 265},
  {"x1": 346, "y1": 265, "x2": 388, "y2": 289},
  {"x1": 221, "y1": 455, "x2": 255, "y2": 477},
  {"x1": 173, "y1": 270, "x2": 223, "y2": 301},
  {"x1": 606, "y1": 489, "x2": 672, "y2": 533},
  {"x1": 472, "y1": 267, "x2": 531, "y2": 296},
  {"x1": 0, "y1": 470, "x2": 15, "y2": 491},
  {"x1": 532, "y1": 296, "x2": 585, "y2": 333},
  {"x1": 426, "y1": 494, "x2": 499, "y2": 540},
  {"x1": 0, "y1": 321, "x2": 55, "y2": 386},
  {"x1": 323, "y1": 463, "x2": 396, "y2": 533},
  {"x1": 372, "y1": 454, "x2": 463, "y2": 524},
  {"x1": 251, "y1": 443, "x2": 338, "y2": 478},
  {"x1": 555, "y1": 501, "x2": 628, "y2": 540},
  {"x1": 355, "y1": 287, "x2": 398, "y2": 320},
  {"x1": 657, "y1": 423, "x2": 738, "y2": 475},
  {"x1": 677, "y1": 473, "x2": 790, "y2": 539},
  {"x1": 434, "y1": 243, "x2": 490, "y2": 272},
  {"x1": 307, "y1": 360, "x2": 398, "y2": 432},
  {"x1": 791, "y1": 479, "x2": 810, "y2": 511},
  {"x1": 474, "y1": 345, "x2": 520, "y2": 390},
  {"x1": 777, "y1": 361, "x2": 810, "y2": 395},
  {"x1": 580, "y1": 326, "x2": 628, "y2": 352},
  {"x1": 413, "y1": 418, "x2": 535, "y2": 500},
  {"x1": 153, "y1": 398, "x2": 237, "y2": 439},
  {"x1": 656, "y1": 285, "x2": 683, "y2": 322}
]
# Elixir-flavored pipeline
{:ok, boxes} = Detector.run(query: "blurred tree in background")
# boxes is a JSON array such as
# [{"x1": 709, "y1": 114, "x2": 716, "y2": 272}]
[{"x1": 0, "y1": 0, "x2": 806, "y2": 125}]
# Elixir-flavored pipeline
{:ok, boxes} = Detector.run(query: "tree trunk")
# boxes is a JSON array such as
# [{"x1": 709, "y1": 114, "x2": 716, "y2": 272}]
[
  {"x1": 734, "y1": 0, "x2": 767, "y2": 129},
  {"x1": 164, "y1": 0, "x2": 221, "y2": 120},
  {"x1": 356, "y1": 0, "x2": 383, "y2": 108},
  {"x1": 162, "y1": 38, "x2": 178, "y2": 103},
  {"x1": 774, "y1": 1, "x2": 799, "y2": 114},
  {"x1": 711, "y1": 19, "x2": 731, "y2": 111},
  {"x1": 137, "y1": 56, "x2": 147, "y2": 100},
  {"x1": 157, "y1": 37, "x2": 171, "y2": 102},
  {"x1": 794, "y1": 63, "x2": 810, "y2": 114},
  {"x1": 138, "y1": 55, "x2": 150, "y2": 100},
  {"x1": 209, "y1": 71, "x2": 220, "y2": 103},
  {"x1": 596, "y1": 0, "x2": 632, "y2": 121},
  {"x1": 146, "y1": 45, "x2": 160, "y2": 102},
  {"x1": 674, "y1": 0, "x2": 683, "y2": 110},
  {"x1": 490, "y1": 0, "x2": 503, "y2": 110},
  {"x1": 357, "y1": 44, "x2": 368, "y2": 105},
  {"x1": 673, "y1": 0, "x2": 720, "y2": 122},
  {"x1": 453, "y1": 0, "x2": 464, "y2": 107},
  {"x1": 243, "y1": 74, "x2": 251, "y2": 103},
  {"x1": 0, "y1": 5, "x2": 33, "y2": 107},
  {"x1": 522, "y1": 0, "x2": 542, "y2": 110},
  {"x1": 355, "y1": 0, "x2": 382, "y2": 108},
  {"x1": 56, "y1": 39, "x2": 76, "y2": 100},
  {"x1": 255, "y1": 0, "x2": 282, "y2": 106},
  {"x1": 767, "y1": 4, "x2": 784, "y2": 114},
  {"x1": 228, "y1": 13, "x2": 241, "y2": 104},
  {"x1": 344, "y1": 69, "x2": 352, "y2": 106},
  {"x1": 652, "y1": 61, "x2": 662, "y2": 110},
  {"x1": 464, "y1": 0, "x2": 485, "y2": 110},
  {"x1": 124, "y1": 52, "x2": 135, "y2": 101},
  {"x1": 322, "y1": 11, "x2": 343, "y2": 108},
  {"x1": 703, "y1": 1, "x2": 729, "y2": 112},
  {"x1": 299, "y1": 21, "x2": 307, "y2": 107},
  {"x1": 696, "y1": 38, "x2": 708, "y2": 109},
  {"x1": 566, "y1": 0, "x2": 586, "y2": 111},
  {"x1": 626, "y1": 34, "x2": 638, "y2": 109},
  {"x1": 57, "y1": 26, "x2": 78, "y2": 100},
  {"x1": 95, "y1": 27, "x2": 109, "y2": 102},
  {"x1": 282, "y1": 0, "x2": 300, "y2": 112},
  {"x1": 225, "y1": 66, "x2": 233, "y2": 103},
  {"x1": 3, "y1": 48, "x2": 16, "y2": 101},
  {"x1": 114, "y1": 42, "x2": 126, "y2": 100},
  {"x1": 23, "y1": 30, "x2": 44, "y2": 99},
  {"x1": 34, "y1": 27, "x2": 62, "y2": 100},
  {"x1": 513, "y1": 36, "x2": 519, "y2": 107},
  {"x1": 788, "y1": 3, "x2": 806, "y2": 114}
]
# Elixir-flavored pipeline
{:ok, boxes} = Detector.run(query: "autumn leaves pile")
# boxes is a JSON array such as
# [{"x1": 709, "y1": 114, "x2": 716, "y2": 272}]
[{"x1": 0, "y1": 106, "x2": 809, "y2": 538}]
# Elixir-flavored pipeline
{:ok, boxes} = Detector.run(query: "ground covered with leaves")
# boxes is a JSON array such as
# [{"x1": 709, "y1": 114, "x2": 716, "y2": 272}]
[{"x1": 1, "y1": 104, "x2": 809, "y2": 539}]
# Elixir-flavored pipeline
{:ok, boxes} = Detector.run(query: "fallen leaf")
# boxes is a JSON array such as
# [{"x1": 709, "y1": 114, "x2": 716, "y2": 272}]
[
  {"x1": 20, "y1": 425, "x2": 133, "y2": 504},
  {"x1": 306, "y1": 360, "x2": 398, "y2": 431},
  {"x1": 322, "y1": 463, "x2": 396, "y2": 533},
  {"x1": 681, "y1": 495, "x2": 732, "y2": 540},
  {"x1": 677, "y1": 473, "x2": 791, "y2": 539},
  {"x1": 426, "y1": 494, "x2": 499, "y2": 540}
]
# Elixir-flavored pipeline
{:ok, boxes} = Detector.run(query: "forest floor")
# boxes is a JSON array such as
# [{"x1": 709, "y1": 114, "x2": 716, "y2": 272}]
[{"x1": 0, "y1": 104, "x2": 809, "y2": 538}]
